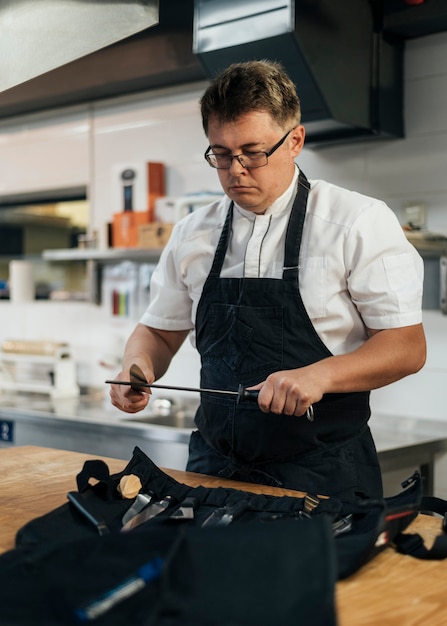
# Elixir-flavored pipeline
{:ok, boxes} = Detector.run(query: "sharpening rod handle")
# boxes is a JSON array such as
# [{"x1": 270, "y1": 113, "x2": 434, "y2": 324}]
[{"x1": 237, "y1": 385, "x2": 259, "y2": 404}]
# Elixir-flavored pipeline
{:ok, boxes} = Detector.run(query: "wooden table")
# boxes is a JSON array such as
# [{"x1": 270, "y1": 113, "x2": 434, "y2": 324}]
[{"x1": 1, "y1": 446, "x2": 446, "y2": 625}]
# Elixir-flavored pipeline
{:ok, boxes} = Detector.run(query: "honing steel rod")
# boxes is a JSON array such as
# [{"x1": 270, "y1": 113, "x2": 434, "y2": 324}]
[
  {"x1": 105, "y1": 379, "x2": 315, "y2": 419},
  {"x1": 105, "y1": 380, "x2": 259, "y2": 403}
]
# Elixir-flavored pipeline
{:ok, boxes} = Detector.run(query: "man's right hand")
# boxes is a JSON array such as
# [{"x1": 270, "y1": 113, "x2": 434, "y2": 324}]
[{"x1": 109, "y1": 367, "x2": 152, "y2": 414}]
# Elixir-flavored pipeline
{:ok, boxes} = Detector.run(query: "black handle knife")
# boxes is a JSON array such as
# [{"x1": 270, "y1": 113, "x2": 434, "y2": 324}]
[
  {"x1": 67, "y1": 491, "x2": 110, "y2": 536},
  {"x1": 201, "y1": 500, "x2": 251, "y2": 527}
]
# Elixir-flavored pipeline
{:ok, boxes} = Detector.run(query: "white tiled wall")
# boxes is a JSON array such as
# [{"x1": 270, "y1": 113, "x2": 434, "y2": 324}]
[{"x1": 0, "y1": 32, "x2": 447, "y2": 421}]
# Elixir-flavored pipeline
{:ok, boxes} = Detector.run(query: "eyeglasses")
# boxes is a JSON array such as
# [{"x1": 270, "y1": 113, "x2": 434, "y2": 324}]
[{"x1": 204, "y1": 128, "x2": 294, "y2": 170}]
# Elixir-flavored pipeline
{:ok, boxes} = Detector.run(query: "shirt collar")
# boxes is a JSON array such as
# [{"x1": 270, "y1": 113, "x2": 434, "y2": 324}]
[{"x1": 234, "y1": 165, "x2": 300, "y2": 220}]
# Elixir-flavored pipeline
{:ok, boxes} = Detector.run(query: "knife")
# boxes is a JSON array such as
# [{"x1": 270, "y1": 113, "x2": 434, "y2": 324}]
[
  {"x1": 122, "y1": 492, "x2": 154, "y2": 526},
  {"x1": 67, "y1": 491, "x2": 110, "y2": 536},
  {"x1": 201, "y1": 500, "x2": 251, "y2": 527},
  {"x1": 121, "y1": 495, "x2": 174, "y2": 532},
  {"x1": 169, "y1": 496, "x2": 199, "y2": 521}
]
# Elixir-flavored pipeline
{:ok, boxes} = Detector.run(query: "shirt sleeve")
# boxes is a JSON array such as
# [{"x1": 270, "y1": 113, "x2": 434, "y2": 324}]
[
  {"x1": 139, "y1": 224, "x2": 194, "y2": 331},
  {"x1": 346, "y1": 201, "x2": 424, "y2": 329}
]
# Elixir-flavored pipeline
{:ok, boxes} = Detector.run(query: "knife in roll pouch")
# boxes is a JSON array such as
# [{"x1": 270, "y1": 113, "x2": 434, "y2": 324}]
[
  {"x1": 122, "y1": 492, "x2": 154, "y2": 526},
  {"x1": 121, "y1": 495, "x2": 174, "y2": 532},
  {"x1": 201, "y1": 500, "x2": 251, "y2": 527},
  {"x1": 67, "y1": 491, "x2": 110, "y2": 536},
  {"x1": 169, "y1": 496, "x2": 200, "y2": 521}
]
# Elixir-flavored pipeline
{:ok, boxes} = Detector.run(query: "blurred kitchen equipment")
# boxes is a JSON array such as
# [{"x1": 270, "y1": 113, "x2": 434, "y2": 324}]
[
  {"x1": 121, "y1": 168, "x2": 136, "y2": 212},
  {"x1": 102, "y1": 261, "x2": 139, "y2": 321},
  {"x1": 77, "y1": 233, "x2": 97, "y2": 249},
  {"x1": 0, "y1": 340, "x2": 80, "y2": 398},
  {"x1": 155, "y1": 193, "x2": 223, "y2": 223},
  {"x1": 8, "y1": 260, "x2": 34, "y2": 303}
]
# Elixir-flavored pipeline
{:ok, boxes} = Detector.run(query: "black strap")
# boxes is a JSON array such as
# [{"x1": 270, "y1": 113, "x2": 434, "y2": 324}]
[
  {"x1": 394, "y1": 532, "x2": 447, "y2": 560},
  {"x1": 393, "y1": 494, "x2": 447, "y2": 560},
  {"x1": 76, "y1": 459, "x2": 116, "y2": 500}
]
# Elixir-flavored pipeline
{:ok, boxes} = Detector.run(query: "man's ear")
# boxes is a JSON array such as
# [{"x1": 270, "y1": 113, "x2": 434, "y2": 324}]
[{"x1": 291, "y1": 125, "x2": 306, "y2": 156}]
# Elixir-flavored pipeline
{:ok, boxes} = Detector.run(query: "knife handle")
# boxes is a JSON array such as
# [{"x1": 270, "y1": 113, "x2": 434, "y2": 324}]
[
  {"x1": 201, "y1": 499, "x2": 250, "y2": 527},
  {"x1": 181, "y1": 496, "x2": 199, "y2": 508},
  {"x1": 219, "y1": 499, "x2": 251, "y2": 524},
  {"x1": 67, "y1": 491, "x2": 110, "y2": 536}
]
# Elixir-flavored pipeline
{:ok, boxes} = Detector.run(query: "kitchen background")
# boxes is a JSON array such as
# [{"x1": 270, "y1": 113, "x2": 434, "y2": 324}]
[{"x1": 1, "y1": 14, "x2": 447, "y2": 491}]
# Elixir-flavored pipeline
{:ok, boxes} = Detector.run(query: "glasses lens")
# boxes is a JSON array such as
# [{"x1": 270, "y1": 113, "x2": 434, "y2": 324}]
[
  {"x1": 206, "y1": 152, "x2": 268, "y2": 169},
  {"x1": 207, "y1": 153, "x2": 232, "y2": 169},
  {"x1": 241, "y1": 153, "x2": 268, "y2": 168}
]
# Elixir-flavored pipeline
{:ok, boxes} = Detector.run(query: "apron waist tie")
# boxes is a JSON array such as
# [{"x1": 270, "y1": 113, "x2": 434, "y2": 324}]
[{"x1": 218, "y1": 458, "x2": 283, "y2": 488}]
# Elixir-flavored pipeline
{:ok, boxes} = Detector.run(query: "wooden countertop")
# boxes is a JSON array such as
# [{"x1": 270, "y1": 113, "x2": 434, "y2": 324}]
[{"x1": 1, "y1": 446, "x2": 446, "y2": 625}]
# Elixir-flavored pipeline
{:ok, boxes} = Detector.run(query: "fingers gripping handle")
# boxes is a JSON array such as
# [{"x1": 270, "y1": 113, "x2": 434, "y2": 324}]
[{"x1": 237, "y1": 384, "x2": 314, "y2": 421}]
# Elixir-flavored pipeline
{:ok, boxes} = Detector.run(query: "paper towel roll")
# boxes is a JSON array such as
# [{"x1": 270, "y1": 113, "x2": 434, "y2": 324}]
[{"x1": 9, "y1": 260, "x2": 34, "y2": 303}]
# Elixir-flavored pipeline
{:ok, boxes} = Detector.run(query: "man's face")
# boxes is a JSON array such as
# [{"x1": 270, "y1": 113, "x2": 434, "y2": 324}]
[{"x1": 206, "y1": 110, "x2": 305, "y2": 214}]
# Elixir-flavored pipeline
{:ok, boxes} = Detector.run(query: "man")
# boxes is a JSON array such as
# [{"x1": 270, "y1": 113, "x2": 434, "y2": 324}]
[{"x1": 110, "y1": 60, "x2": 426, "y2": 501}]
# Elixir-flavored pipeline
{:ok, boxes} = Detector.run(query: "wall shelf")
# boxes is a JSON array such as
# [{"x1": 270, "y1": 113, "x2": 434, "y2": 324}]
[
  {"x1": 42, "y1": 247, "x2": 162, "y2": 263},
  {"x1": 42, "y1": 247, "x2": 162, "y2": 304}
]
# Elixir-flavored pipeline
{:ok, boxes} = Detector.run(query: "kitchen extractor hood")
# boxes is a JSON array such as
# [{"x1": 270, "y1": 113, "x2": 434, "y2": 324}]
[
  {"x1": 193, "y1": 0, "x2": 404, "y2": 146},
  {"x1": 0, "y1": 0, "x2": 159, "y2": 94},
  {"x1": 384, "y1": 0, "x2": 447, "y2": 39}
]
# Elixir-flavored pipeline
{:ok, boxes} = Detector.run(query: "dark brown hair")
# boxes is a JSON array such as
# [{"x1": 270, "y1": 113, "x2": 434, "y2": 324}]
[{"x1": 200, "y1": 59, "x2": 301, "y2": 135}]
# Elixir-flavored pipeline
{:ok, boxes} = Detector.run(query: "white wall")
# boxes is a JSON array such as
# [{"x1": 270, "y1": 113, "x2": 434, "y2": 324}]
[
  {"x1": 0, "y1": 105, "x2": 90, "y2": 195},
  {"x1": 0, "y1": 32, "x2": 447, "y2": 418}
]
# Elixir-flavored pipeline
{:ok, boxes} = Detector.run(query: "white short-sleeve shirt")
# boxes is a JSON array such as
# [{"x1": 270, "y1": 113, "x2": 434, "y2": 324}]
[{"x1": 141, "y1": 168, "x2": 423, "y2": 356}]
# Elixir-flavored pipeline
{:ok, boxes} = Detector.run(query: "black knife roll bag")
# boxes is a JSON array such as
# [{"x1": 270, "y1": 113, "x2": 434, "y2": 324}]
[{"x1": 0, "y1": 445, "x2": 438, "y2": 626}]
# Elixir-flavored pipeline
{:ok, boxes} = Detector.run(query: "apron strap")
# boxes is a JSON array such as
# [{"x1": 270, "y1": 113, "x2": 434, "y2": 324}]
[
  {"x1": 206, "y1": 202, "x2": 234, "y2": 280},
  {"x1": 282, "y1": 169, "x2": 310, "y2": 281}
]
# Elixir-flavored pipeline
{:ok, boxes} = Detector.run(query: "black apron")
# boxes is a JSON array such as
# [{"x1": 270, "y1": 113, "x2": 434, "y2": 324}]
[{"x1": 187, "y1": 171, "x2": 383, "y2": 501}]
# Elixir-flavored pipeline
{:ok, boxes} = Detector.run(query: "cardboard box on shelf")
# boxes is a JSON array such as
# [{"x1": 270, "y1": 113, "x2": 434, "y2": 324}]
[
  {"x1": 112, "y1": 211, "x2": 148, "y2": 248},
  {"x1": 138, "y1": 223, "x2": 174, "y2": 249}
]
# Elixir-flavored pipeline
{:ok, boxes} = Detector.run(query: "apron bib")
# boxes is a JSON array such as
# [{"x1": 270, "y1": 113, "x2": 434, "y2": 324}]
[{"x1": 189, "y1": 171, "x2": 382, "y2": 499}]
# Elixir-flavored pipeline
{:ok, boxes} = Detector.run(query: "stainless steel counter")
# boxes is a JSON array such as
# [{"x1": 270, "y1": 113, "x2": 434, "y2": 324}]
[
  {"x1": 1, "y1": 392, "x2": 447, "y2": 495},
  {"x1": 369, "y1": 413, "x2": 447, "y2": 496},
  {"x1": 0, "y1": 391, "x2": 195, "y2": 470}
]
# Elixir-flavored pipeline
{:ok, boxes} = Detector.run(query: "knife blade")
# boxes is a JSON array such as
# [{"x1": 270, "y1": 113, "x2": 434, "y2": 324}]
[
  {"x1": 121, "y1": 495, "x2": 174, "y2": 532},
  {"x1": 201, "y1": 500, "x2": 251, "y2": 527},
  {"x1": 122, "y1": 492, "x2": 154, "y2": 526}
]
